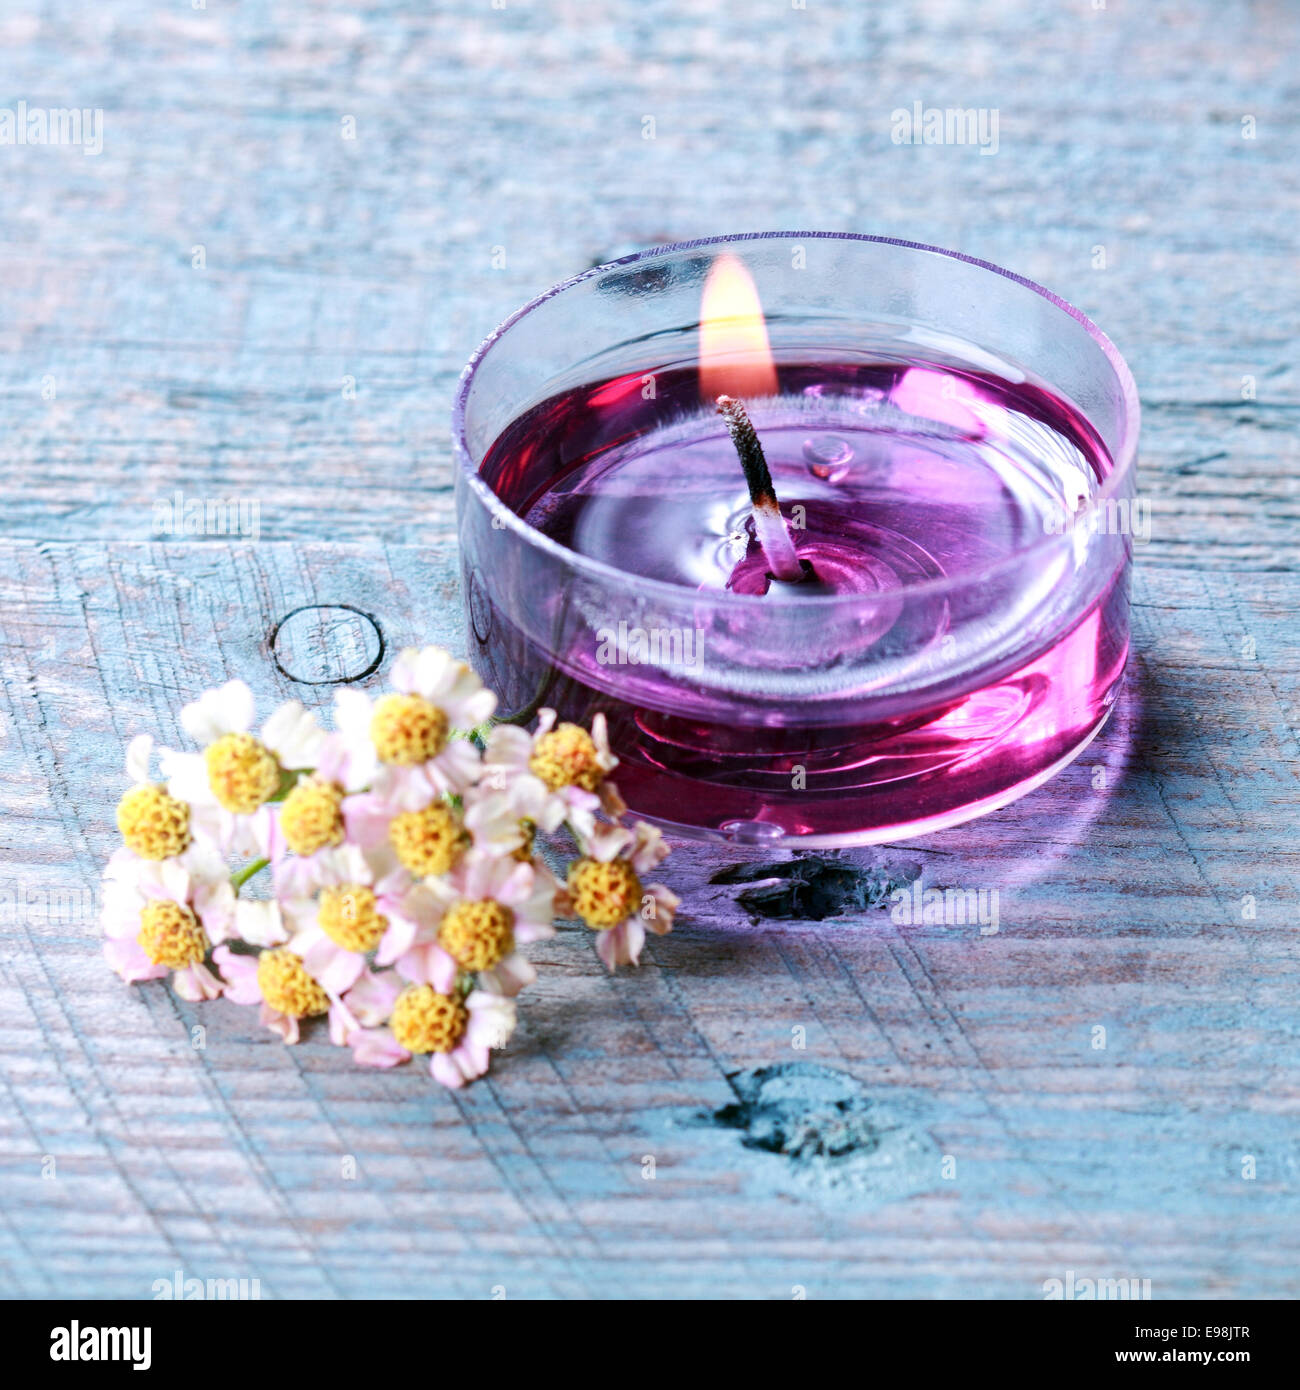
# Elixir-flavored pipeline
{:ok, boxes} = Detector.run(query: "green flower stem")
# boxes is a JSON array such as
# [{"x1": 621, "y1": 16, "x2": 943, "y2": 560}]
[
  {"x1": 268, "y1": 768, "x2": 304, "y2": 802},
  {"x1": 230, "y1": 857, "x2": 270, "y2": 892}
]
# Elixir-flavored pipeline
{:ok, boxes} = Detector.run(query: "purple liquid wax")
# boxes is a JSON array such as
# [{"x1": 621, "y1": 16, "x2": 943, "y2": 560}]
[{"x1": 470, "y1": 359, "x2": 1129, "y2": 845}]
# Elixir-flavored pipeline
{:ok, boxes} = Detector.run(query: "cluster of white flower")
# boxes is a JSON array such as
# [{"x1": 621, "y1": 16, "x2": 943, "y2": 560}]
[{"x1": 103, "y1": 646, "x2": 678, "y2": 1089}]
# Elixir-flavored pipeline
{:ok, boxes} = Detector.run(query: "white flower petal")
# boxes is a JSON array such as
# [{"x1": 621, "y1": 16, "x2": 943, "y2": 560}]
[
  {"x1": 235, "y1": 899, "x2": 288, "y2": 948},
  {"x1": 412, "y1": 647, "x2": 458, "y2": 700},
  {"x1": 465, "y1": 989, "x2": 516, "y2": 1048},
  {"x1": 125, "y1": 734, "x2": 154, "y2": 785},
  {"x1": 181, "y1": 680, "x2": 255, "y2": 744},
  {"x1": 262, "y1": 701, "x2": 325, "y2": 769},
  {"x1": 160, "y1": 748, "x2": 213, "y2": 806}
]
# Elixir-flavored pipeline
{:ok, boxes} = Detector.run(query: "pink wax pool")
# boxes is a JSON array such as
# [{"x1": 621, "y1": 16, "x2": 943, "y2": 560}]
[{"x1": 455, "y1": 235, "x2": 1139, "y2": 846}]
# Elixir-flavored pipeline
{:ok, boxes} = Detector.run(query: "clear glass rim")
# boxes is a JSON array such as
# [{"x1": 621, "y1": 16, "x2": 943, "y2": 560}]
[{"x1": 452, "y1": 231, "x2": 1141, "y2": 608}]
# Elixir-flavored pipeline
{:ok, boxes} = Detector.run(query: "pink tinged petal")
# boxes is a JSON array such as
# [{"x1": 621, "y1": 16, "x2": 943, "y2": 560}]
[
  {"x1": 427, "y1": 944, "x2": 460, "y2": 993},
  {"x1": 629, "y1": 822, "x2": 671, "y2": 875},
  {"x1": 512, "y1": 918, "x2": 555, "y2": 944},
  {"x1": 261, "y1": 1004, "x2": 299, "y2": 1044},
  {"x1": 187, "y1": 802, "x2": 230, "y2": 852},
  {"x1": 241, "y1": 805, "x2": 275, "y2": 860},
  {"x1": 138, "y1": 858, "x2": 190, "y2": 906},
  {"x1": 394, "y1": 941, "x2": 458, "y2": 992},
  {"x1": 328, "y1": 841, "x2": 373, "y2": 885},
  {"x1": 104, "y1": 939, "x2": 167, "y2": 984},
  {"x1": 493, "y1": 857, "x2": 536, "y2": 906},
  {"x1": 343, "y1": 968, "x2": 404, "y2": 1025},
  {"x1": 272, "y1": 853, "x2": 321, "y2": 903},
  {"x1": 479, "y1": 953, "x2": 535, "y2": 998},
  {"x1": 597, "y1": 918, "x2": 646, "y2": 971},
  {"x1": 389, "y1": 647, "x2": 422, "y2": 694},
  {"x1": 394, "y1": 949, "x2": 428, "y2": 986},
  {"x1": 583, "y1": 821, "x2": 634, "y2": 864},
  {"x1": 599, "y1": 781, "x2": 628, "y2": 819},
  {"x1": 643, "y1": 884, "x2": 680, "y2": 934},
  {"x1": 212, "y1": 946, "x2": 264, "y2": 1006},
  {"x1": 457, "y1": 687, "x2": 497, "y2": 729},
  {"x1": 449, "y1": 1037, "x2": 492, "y2": 1080},
  {"x1": 300, "y1": 940, "x2": 365, "y2": 998},
  {"x1": 329, "y1": 997, "x2": 359, "y2": 1046},
  {"x1": 464, "y1": 991, "x2": 516, "y2": 1047},
  {"x1": 101, "y1": 900, "x2": 145, "y2": 941},
  {"x1": 560, "y1": 802, "x2": 597, "y2": 841},
  {"x1": 173, "y1": 962, "x2": 224, "y2": 1002},
  {"x1": 429, "y1": 1051, "x2": 471, "y2": 1089},
  {"x1": 103, "y1": 844, "x2": 142, "y2": 881},
  {"x1": 374, "y1": 913, "x2": 419, "y2": 967},
  {"x1": 514, "y1": 876, "x2": 557, "y2": 930},
  {"x1": 429, "y1": 739, "x2": 483, "y2": 794},
  {"x1": 622, "y1": 917, "x2": 648, "y2": 965},
  {"x1": 314, "y1": 733, "x2": 344, "y2": 782},
  {"x1": 195, "y1": 883, "x2": 237, "y2": 947},
  {"x1": 418, "y1": 647, "x2": 467, "y2": 703},
  {"x1": 341, "y1": 793, "x2": 393, "y2": 849},
  {"x1": 591, "y1": 712, "x2": 616, "y2": 767},
  {"x1": 374, "y1": 864, "x2": 416, "y2": 902},
  {"x1": 483, "y1": 723, "x2": 534, "y2": 771},
  {"x1": 393, "y1": 881, "x2": 440, "y2": 927},
  {"x1": 350, "y1": 1026, "x2": 411, "y2": 1069}
]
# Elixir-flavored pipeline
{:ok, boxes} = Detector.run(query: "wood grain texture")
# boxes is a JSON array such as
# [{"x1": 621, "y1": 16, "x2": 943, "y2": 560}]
[{"x1": 0, "y1": 0, "x2": 1297, "y2": 1300}]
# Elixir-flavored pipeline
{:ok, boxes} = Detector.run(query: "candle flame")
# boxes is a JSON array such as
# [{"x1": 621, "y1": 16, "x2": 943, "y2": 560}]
[{"x1": 698, "y1": 254, "x2": 778, "y2": 401}]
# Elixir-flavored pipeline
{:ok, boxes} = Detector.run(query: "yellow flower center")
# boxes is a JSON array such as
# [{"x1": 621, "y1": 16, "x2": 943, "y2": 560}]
[
  {"x1": 279, "y1": 777, "x2": 345, "y2": 857},
  {"x1": 438, "y1": 899, "x2": 515, "y2": 971},
  {"x1": 371, "y1": 694, "x2": 449, "y2": 766},
  {"x1": 257, "y1": 948, "x2": 330, "y2": 1017},
  {"x1": 390, "y1": 984, "x2": 469, "y2": 1054},
  {"x1": 318, "y1": 884, "x2": 388, "y2": 953},
  {"x1": 116, "y1": 783, "x2": 191, "y2": 861},
  {"x1": 389, "y1": 802, "x2": 466, "y2": 877},
  {"x1": 529, "y1": 724, "x2": 603, "y2": 792},
  {"x1": 205, "y1": 732, "x2": 280, "y2": 814},
  {"x1": 568, "y1": 857, "x2": 642, "y2": 930},
  {"x1": 137, "y1": 899, "x2": 209, "y2": 968}
]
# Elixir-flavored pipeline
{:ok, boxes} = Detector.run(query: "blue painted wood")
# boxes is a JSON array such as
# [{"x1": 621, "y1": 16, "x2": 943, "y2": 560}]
[{"x1": 0, "y1": 0, "x2": 1297, "y2": 1300}]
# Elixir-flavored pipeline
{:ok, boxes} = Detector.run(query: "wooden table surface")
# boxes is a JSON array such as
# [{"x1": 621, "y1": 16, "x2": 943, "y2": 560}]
[{"x1": 2, "y1": 0, "x2": 1297, "y2": 1300}]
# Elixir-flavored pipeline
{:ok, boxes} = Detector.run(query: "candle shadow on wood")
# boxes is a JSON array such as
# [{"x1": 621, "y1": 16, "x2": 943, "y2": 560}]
[{"x1": 652, "y1": 656, "x2": 1157, "y2": 940}]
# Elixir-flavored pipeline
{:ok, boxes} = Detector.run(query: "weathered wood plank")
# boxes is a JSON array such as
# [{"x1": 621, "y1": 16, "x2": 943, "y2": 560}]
[
  {"x1": 0, "y1": 3, "x2": 1295, "y2": 566},
  {"x1": 0, "y1": 541, "x2": 1296, "y2": 1299},
  {"x1": 0, "y1": 0, "x2": 1297, "y2": 1301}
]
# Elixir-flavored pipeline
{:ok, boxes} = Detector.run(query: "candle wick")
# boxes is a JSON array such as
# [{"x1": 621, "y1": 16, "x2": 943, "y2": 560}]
[{"x1": 715, "y1": 394, "x2": 805, "y2": 584}]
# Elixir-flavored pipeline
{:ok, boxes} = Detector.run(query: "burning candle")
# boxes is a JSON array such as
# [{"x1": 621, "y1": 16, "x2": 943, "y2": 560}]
[{"x1": 455, "y1": 234, "x2": 1139, "y2": 846}]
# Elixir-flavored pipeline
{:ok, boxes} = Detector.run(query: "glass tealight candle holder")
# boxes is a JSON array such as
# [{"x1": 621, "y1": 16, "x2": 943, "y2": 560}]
[{"x1": 454, "y1": 232, "x2": 1140, "y2": 847}]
